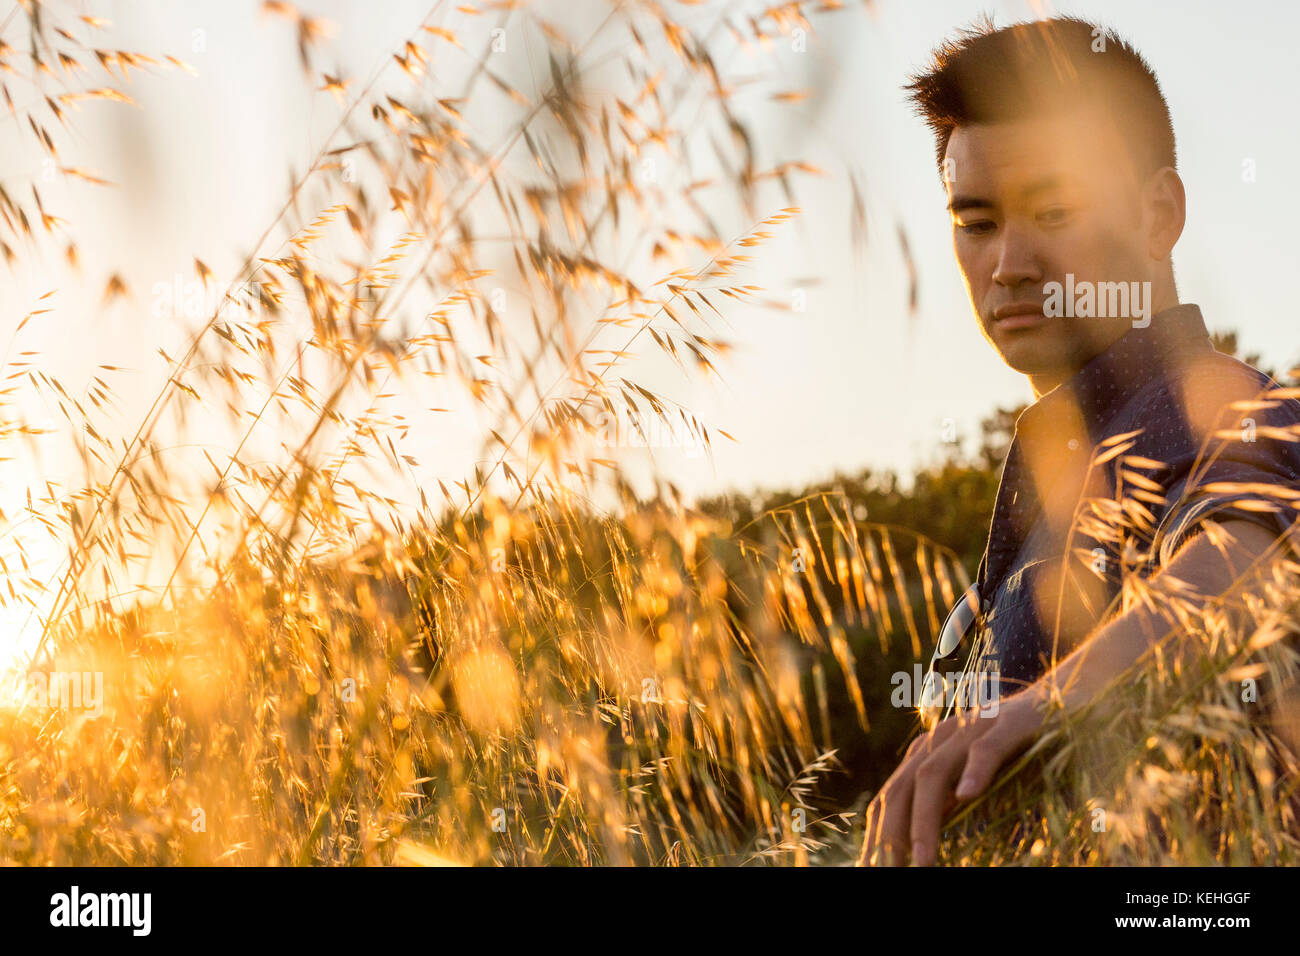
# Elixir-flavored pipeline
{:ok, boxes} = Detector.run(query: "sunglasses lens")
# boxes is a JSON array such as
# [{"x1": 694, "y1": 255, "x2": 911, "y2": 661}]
[{"x1": 936, "y1": 584, "x2": 981, "y2": 659}]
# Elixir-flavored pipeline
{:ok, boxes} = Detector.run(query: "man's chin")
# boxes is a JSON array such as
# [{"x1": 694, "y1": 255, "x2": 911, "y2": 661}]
[
  {"x1": 993, "y1": 339, "x2": 1066, "y2": 379},
  {"x1": 978, "y1": 319, "x2": 1069, "y2": 376}
]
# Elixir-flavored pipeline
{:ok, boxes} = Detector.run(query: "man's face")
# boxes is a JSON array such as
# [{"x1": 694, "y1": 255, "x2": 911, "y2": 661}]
[{"x1": 943, "y1": 109, "x2": 1153, "y2": 393}]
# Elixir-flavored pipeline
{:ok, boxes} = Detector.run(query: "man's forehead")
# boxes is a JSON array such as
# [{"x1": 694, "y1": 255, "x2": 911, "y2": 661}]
[{"x1": 944, "y1": 114, "x2": 1123, "y2": 198}]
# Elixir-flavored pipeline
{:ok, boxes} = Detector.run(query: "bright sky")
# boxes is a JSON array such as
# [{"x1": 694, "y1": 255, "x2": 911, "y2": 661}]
[{"x1": 3, "y1": 0, "x2": 1299, "y2": 660}]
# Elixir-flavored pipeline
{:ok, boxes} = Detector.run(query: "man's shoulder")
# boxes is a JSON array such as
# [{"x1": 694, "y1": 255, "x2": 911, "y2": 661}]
[{"x1": 1114, "y1": 349, "x2": 1299, "y2": 439}]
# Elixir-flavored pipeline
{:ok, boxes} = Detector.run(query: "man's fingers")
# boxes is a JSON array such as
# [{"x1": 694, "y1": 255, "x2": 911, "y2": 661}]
[
  {"x1": 865, "y1": 687, "x2": 1048, "y2": 866},
  {"x1": 858, "y1": 785, "x2": 893, "y2": 866},
  {"x1": 953, "y1": 735, "x2": 1002, "y2": 800},
  {"x1": 908, "y1": 744, "x2": 967, "y2": 866},
  {"x1": 875, "y1": 781, "x2": 915, "y2": 866},
  {"x1": 863, "y1": 711, "x2": 990, "y2": 865},
  {"x1": 954, "y1": 714, "x2": 1034, "y2": 800},
  {"x1": 862, "y1": 771, "x2": 916, "y2": 866},
  {"x1": 857, "y1": 796, "x2": 881, "y2": 866}
]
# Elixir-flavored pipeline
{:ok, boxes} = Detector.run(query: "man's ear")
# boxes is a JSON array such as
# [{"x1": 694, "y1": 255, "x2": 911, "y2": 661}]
[{"x1": 1145, "y1": 166, "x2": 1186, "y2": 262}]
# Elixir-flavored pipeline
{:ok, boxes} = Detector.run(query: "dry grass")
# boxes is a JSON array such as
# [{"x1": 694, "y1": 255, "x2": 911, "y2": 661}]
[{"x1": 1, "y1": 0, "x2": 1298, "y2": 866}]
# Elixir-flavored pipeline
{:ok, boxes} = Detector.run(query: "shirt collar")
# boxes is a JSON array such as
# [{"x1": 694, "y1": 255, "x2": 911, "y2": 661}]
[{"x1": 1013, "y1": 303, "x2": 1213, "y2": 448}]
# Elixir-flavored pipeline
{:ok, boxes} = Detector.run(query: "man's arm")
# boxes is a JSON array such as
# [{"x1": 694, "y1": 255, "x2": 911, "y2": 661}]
[
  {"x1": 858, "y1": 518, "x2": 1284, "y2": 866},
  {"x1": 1026, "y1": 517, "x2": 1281, "y2": 710}
]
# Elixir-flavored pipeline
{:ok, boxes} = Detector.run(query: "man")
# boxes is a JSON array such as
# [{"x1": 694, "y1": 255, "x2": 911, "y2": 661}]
[{"x1": 859, "y1": 16, "x2": 1300, "y2": 866}]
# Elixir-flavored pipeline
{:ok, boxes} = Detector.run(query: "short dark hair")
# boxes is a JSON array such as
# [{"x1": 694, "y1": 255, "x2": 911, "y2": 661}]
[{"x1": 905, "y1": 16, "x2": 1176, "y2": 182}]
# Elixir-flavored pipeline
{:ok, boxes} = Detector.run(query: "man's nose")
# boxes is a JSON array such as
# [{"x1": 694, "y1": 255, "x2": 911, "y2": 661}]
[{"x1": 991, "y1": 223, "x2": 1043, "y2": 288}]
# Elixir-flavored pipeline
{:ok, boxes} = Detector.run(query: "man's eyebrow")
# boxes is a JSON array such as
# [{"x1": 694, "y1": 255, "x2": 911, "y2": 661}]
[{"x1": 946, "y1": 195, "x2": 991, "y2": 213}]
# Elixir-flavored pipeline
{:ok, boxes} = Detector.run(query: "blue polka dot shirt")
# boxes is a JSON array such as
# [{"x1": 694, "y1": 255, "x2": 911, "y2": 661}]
[{"x1": 970, "y1": 304, "x2": 1300, "y2": 698}]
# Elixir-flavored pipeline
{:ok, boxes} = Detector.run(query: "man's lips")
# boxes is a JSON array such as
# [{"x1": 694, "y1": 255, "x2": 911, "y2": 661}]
[{"x1": 991, "y1": 303, "x2": 1046, "y2": 331}]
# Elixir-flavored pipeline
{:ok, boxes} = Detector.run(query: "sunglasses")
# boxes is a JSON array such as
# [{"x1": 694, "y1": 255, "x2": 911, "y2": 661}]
[{"x1": 918, "y1": 583, "x2": 991, "y2": 729}]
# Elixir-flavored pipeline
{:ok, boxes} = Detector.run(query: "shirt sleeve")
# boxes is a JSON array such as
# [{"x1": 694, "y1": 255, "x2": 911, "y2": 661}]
[
  {"x1": 1151, "y1": 482, "x2": 1300, "y2": 568},
  {"x1": 1144, "y1": 372, "x2": 1300, "y2": 568}
]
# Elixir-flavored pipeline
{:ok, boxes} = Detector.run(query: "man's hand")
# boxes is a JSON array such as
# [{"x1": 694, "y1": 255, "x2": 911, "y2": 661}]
[{"x1": 857, "y1": 688, "x2": 1047, "y2": 866}]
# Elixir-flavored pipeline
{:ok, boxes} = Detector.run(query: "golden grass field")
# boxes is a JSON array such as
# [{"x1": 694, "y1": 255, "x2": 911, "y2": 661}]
[{"x1": 2, "y1": 0, "x2": 1299, "y2": 866}]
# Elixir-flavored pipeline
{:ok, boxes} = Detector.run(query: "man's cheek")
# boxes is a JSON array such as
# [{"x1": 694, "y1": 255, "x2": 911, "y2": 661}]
[{"x1": 954, "y1": 250, "x2": 989, "y2": 297}]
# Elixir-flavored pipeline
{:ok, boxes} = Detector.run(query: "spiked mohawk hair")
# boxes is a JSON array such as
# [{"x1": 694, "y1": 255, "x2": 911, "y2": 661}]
[{"x1": 905, "y1": 16, "x2": 1176, "y2": 182}]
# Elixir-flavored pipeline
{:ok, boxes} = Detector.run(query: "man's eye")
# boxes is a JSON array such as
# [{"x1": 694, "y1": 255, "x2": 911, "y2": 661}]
[
  {"x1": 1037, "y1": 206, "x2": 1072, "y2": 226},
  {"x1": 957, "y1": 220, "x2": 995, "y2": 236}
]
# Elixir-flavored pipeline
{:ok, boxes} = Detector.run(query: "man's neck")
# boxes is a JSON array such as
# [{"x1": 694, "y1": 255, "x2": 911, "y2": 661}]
[{"x1": 1027, "y1": 371, "x2": 1064, "y2": 401}]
